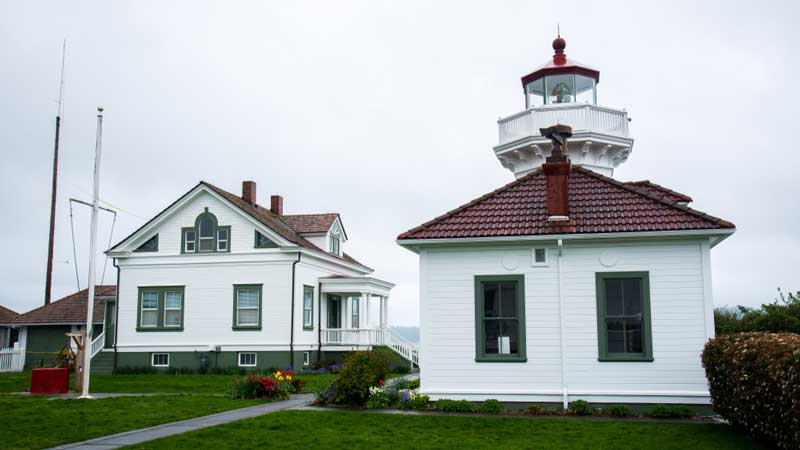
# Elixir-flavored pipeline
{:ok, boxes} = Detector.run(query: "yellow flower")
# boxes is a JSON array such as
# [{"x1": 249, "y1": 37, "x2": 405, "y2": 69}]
[{"x1": 287, "y1": 376, "x2": 293, "y2": 381}]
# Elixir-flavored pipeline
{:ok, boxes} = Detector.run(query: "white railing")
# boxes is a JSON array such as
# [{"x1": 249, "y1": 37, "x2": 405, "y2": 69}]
[
  {"x1": 321, "y1": 327, "x2": 419, "y2": 366},
  {"x1": 0, "y1": 343, "x2": 25, "y2": 372},
  {"x1": 498, "y1": 103, "x2": 630, "y2": 145},
  {"x1": 90, "y1": 332, "x2": 105, "y2": 357}
]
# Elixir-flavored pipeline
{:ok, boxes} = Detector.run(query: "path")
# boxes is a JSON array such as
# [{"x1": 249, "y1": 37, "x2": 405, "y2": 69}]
[{"x1": 48, "y1": 393, "x2": 314, "y2": 450}]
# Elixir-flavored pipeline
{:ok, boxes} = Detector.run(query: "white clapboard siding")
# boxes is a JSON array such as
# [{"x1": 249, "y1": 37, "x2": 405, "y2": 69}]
[{"x1": 418, "y1": 238, "x2": 713, "y2": 403}]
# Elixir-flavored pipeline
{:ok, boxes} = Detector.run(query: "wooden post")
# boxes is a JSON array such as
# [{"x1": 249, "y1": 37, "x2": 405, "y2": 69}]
[{"x1": 68, "y1": 332, "x2": 85, "y2": 392}]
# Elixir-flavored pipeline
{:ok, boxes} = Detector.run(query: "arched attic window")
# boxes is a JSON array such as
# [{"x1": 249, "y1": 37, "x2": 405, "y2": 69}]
[
  {"x1": 329, "y1": 222, "x2": 341, "y2": 255},
  {"x1": 182, "y1": 209, "x2": 230, "y2": 253}
]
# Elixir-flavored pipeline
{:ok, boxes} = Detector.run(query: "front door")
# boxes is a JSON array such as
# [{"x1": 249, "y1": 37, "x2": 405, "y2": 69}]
[
  {"x1": 104, "y1": 301, "x2": 116, "y2": 348},
  {"x1": 327, "y1": 295, "x2": 342, "y2": 328}
]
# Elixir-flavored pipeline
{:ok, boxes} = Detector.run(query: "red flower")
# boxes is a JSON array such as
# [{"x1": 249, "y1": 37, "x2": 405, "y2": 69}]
[{"x1": 378, "y1": 379, "x2": 384, "y2": 386}]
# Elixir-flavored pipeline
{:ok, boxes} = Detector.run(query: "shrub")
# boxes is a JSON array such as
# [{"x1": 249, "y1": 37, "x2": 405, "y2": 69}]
[
  {"x1": 399, "y1": 392, "x2": 429, "y2": 410},
  {"x1": 480, "y1": 399, "x2": 502, "y2": 414},
  {"x1": 568, "y1": 399, "x2": 593, "y2": 415},
  {"x1": 702, "y1": 332, "x2": 800, "y2": 449},
  {"x1": 228, "y1": 376, "x2": 264, "y2": 399},
  {"x1": 335, "y1": 351, "x2": 389, "y2": 405},
  {"x1": 648, "y1": 404, "x2": 692, "y2": 419},
  {"x1": 366, "y1": 386, "x2": 392, "y2": 409},
  {"x1": 435, "y1": 399, "x2": 476, "y2": 413},
  {"x1": 607, "y1": 404, "x2": 630, "y2": 417},
  {"x1": 527, "y1": 405, "x2": 546, "y2": 415},
  {"x1": 390, "y1": 366, "x2": 411, "y2": 375},
  {"x1": 714, "y1": 289, "x2": 800, "y2": 335},
  {"x1": 391, "y1": 378, "x2": 420, "y2": 390}
]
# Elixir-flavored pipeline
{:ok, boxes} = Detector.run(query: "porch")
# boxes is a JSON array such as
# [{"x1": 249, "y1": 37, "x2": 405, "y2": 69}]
[{"x1": 318, "y1": 276, "x2": 419, "y2": 366}]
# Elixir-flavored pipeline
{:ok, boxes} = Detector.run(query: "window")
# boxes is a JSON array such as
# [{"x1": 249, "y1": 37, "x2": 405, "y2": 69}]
[
  {"x1": 184, "y1": 230, "x2": 196, "y2": 252},
  {"x1": 254, "y1": 230, "x2": 277, "y2": 248},
  {"x1": 151, "y1": 353, "x2": 169, "y2": 367},
  {"x1": 303, "y1": 351, "x2": 310, "y2": 366},
  {"x1": 163, "y1": 290, "x2": 183, "y2": 327},
  {"x1": 351, "y1": 297, "x2": 360, "y2": 328},
  {"x1": 134, "y1": 234, "x2": 158, "y2": 252},
  {"x1": 182, "y1": 210, "x2": 230, "y2": 254},
  {"x1": 233, "y1": 285, "x2": 262, "y2": 330},
  {"x1": 329, "y1": 222, "x2": 342, "y2": 255},
  {"x1": 595, "y1": 272, "x2": 653, "y2": 362},
  {"x1": 238, "y1": 352, "x2": 257, "y2": 367},
  {"x1": 217, "y1": 228, "x2": 229, "y2": 251},
  {"x1": 532, "y1": 248, "x2": 547, "y2": 266},
  {"x1": 474, "y1": 275, "x2": 527, "y2": 362},
  {"x1": 330, "y1": 235, "x2": 340, "y2": 255},
  {"x1": 137, "y1": 287, "x2": 184, "y2": 331},
  {"x1": 302, "y1": 286, "x2": 314, "y2": 329}
]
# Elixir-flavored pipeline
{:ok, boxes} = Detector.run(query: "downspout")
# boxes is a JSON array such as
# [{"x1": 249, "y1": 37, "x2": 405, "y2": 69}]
[
  {"x1": 317, "y1": 281, "x2": 322, "y2": 363},
  {"x1": 289, "y1": 252, "x2": 301, "y2": 368},
  {"x1": 557, "y1": 239, "x2": 568, "y2": 409},
  {"x1": 112, "y1": 259, "x2": 120, "y2": 374}
]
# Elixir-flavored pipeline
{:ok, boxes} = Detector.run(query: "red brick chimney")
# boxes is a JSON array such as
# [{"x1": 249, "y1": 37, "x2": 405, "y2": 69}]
[
  {"x1": 270, "y1": 195, "x2": 283, "y2": 215},
  {"x1": 540, "y1": 125, "x2": 572, "y2": 221},
  {"x1": 242, "y1": 181, "x2": 257, "y2": 206}
]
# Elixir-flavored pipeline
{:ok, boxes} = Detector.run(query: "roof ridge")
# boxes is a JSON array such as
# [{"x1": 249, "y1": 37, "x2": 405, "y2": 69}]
[
  {"x1": 398, "y1": 169, "x2": 542, "y2": 239},
  {"x1": 624, "y1": 179, "x2": 693, "y2": 203},
  {"x1": 574, "y1": 167, "x2": 734, "y2": 228}
]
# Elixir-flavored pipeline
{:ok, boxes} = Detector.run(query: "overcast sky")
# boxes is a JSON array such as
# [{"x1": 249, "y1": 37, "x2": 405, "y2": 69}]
[{"x1": 2, "y1": 1, "x2": 798, "y2": 325}]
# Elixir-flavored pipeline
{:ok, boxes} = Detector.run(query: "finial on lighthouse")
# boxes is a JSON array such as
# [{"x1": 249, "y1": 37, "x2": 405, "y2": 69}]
[{"x1": 552, "y1": 28, "x2": 567, "y2": 66}]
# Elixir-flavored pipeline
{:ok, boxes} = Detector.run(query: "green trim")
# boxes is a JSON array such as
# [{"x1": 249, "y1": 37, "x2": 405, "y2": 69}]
[
  {"x1": 181, "y1": 210, "x2": 230, "y2": 254},
  {"x1": 133, "y1": 234, "x2": 158, "y2": 252},
  {"x1": 302, "y1": 285, "x2": 314, "y2": 330},
  {"x1": 595, "y1": 272, "x2": 653, "y2": 362},
  {"x1": 232, "y1": 284, "x2": 262, "y2": 330},
  {"x1": 216, "y1": 225, "x2": 231, "y2": 252},
  {"x1": 474, "y1": 274, "x2": 527, "y2": 362},
  {"x1": 254, "y1": 230, "x2": 278, "y2": 248},
  {"x1": 180, "y1": 227, "x2": 195, "y2": 254},
  {"x1": 136, "y1": 286, "x2": 185, "y2": 332}
]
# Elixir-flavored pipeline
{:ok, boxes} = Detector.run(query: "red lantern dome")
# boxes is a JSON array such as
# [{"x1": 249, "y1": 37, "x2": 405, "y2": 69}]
[{"x1": 521, "y1": 35, "x2": 599, "y2": 108}]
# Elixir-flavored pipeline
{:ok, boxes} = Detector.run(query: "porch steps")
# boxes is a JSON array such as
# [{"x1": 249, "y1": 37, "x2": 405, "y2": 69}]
[{"x1": 91, "y1": 350, "x2": 114, "y2": 375}]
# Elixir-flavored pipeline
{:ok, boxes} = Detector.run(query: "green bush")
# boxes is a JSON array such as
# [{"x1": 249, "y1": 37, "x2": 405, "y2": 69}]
[
  {"x1": 607, "y1": 404, "x2": 630, "y2": 417},
  {"x1": 480, "y1": 399, "x2": 502, "y2": 414},
  {"x1": 371, "y1": 346, "x2": 410, "y2": 372},
  {"x1": 366, "y1": 389, "x2": 391, "y2": 409},
  {"x1": 702, "y1": 332, "x2": 800, "y2": 449},
  {"x1": 647, "y1": 404, "x2": 692, "y2": 419},
  {"x1": 399, "y1": 394, "x2": 429, "y2": 410},
  {"x1": 227, "y1": 376, "x2": 263, "y2": 399},
  {"x1": 334, "y1": 351, "x2": 389, "y2": 406},
  {"x1": 714, "y1": 288, "x2": 800, "y2": 335},
  {"x1": 435, "y1": 399, "x2": 476, "y2": 413},
  {"x1": 568, "y1": 399, "x2": 593, "y2": 415}
]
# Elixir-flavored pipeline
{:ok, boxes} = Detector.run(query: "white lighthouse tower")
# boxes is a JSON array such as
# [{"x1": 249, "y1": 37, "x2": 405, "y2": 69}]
[{"x1": 494, "y1": 35, "x2": 634, "y2": 178}]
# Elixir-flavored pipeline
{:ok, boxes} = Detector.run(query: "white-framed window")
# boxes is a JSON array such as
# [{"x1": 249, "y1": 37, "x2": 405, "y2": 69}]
[
  {"x1": 351, "y1": 297, "x2": 360, "y2": 328},
  {"x1": 163, "y1": 290, "x2": 183, "y2": 327},
  {"x1": 238, "y1": 352, "x2": 257, "y2": 367},
  {"x1": 531, "y1": 247, "x2": 548, "y2": 266},
  {"x1": 303, "y1": 286, "x2": 314, "y2": 329},
  {"x1": 151, "y1": 353, "x2": 169, "y2": 367},
  {"x1": 217, "y1": 228, "x2": 229, "y2": 252},
  {"x1": 184, "y1": 230, "x2": 196, "y2": 252},
  {"x1": 140, "y1": 291, "x2": 159, "y2": 328},
  {"x1": 329, "y1": 222, "x2": 342, "y2": 255},
  {"x1": 198, "y1": 215, "x2": 215, "y2": 252},
  {"x1": 234, "y1": 285, "x2": 261, "y2": 328},
  {"x1": 303, "y1": 351, "x2": 310, "y2": 366}
]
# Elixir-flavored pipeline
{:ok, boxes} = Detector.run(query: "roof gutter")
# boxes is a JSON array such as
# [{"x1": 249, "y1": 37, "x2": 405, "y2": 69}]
[
  {"x1": 289, "y1": 252, "x2": 301, "y2": 369},
  {"x1": 397, "y1": 228, "x2": 736, "y2": 252}
]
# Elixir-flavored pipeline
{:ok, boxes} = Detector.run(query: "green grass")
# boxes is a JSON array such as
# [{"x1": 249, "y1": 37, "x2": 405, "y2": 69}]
[
  {"x1": 122, "y1": 411, "x2": 761, "y2": 450},
  {"x1": 0, "y1": 372, "x2": 336, "y2": 395},
  {"x1": 0, "y1": 394, "x2": 265, "y2": 450}
]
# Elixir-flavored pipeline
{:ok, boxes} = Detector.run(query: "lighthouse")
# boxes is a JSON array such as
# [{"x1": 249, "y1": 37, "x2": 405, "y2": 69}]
[{"x1": 494, "y1": 35, "x2": 634, "y2": 178}]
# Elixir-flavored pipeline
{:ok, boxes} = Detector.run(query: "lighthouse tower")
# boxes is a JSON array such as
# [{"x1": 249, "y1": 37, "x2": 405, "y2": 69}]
[{"x1": 494, "y1": 35, "x2": 634, "y2": 178}]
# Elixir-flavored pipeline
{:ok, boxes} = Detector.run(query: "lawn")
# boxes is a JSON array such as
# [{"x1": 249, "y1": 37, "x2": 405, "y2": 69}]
[
  {"x1": 0, "y1": 371, "x2": 336, "y2": 395},
  {"x1": 122, "y1": 410, "x2": 762, "y2": 450},
  {"x1": 0, "y1": 394, "x2": 265, "y2": 450}
]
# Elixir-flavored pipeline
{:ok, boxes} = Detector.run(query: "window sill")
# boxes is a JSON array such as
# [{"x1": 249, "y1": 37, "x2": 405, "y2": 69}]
[
  {"x1": 475, "y1": 356, "x2": 527, "y2": 363},
  {"x1": 303, "y1": 326, "x2": 314, "y2": 331},
  {"x1": 232, "y1": 326, "x2": 262, "y2": 331},
  {"x1": 137, "y1": 327, "x2": 183, "y2": 332},
  {"x1": 598, "y1": 357, "x2": 654, "y2": 362}
]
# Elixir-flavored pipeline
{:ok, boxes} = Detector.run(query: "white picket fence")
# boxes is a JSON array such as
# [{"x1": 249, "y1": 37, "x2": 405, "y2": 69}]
[{"x1": 0, "y1": 343, "x2": 25, "y2": 372}]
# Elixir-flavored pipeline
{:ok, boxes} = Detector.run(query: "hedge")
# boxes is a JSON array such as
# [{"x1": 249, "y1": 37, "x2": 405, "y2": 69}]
[{"x1": 701, "y1": 332, "x2": 800, "y2": 449}]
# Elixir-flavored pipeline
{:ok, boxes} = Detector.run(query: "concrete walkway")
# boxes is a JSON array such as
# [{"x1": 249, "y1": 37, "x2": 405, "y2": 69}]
[{"x1": 49, "y1": 393, "x2": 314, "y2": 450}]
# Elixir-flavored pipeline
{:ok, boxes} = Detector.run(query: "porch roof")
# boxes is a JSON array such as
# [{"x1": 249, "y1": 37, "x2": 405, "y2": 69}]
[{"x1": 319, "y1": 276, "x2": 395, "y2": 297}]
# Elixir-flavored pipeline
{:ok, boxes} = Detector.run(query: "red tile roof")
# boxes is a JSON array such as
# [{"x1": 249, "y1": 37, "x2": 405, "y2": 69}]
[
  {"x1": 398, "y1": 166, "x2": 734, "y2": 240},
  {"x1": 625, "y1": 180, "x2": 693, "y2": 204},
  {"x1": 0, "y1": 306, "x2": 18, "y2": 324},
  {"x1": 12, "y1": 286, "x2": 116, "y2": 325},
  {"x1": 281, "y1": 214, "x2": 339, "y2": 234}
]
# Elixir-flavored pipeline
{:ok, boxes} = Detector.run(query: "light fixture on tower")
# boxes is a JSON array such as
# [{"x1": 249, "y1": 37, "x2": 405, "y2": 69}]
[{"x1": 494, "y1": 34, "x2": 634, "y2": 178}]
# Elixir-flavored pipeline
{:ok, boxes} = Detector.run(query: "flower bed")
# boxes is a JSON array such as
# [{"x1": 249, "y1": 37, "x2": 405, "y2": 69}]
[{"x1": 228, "y1": 370, "x2": 305, "y2": 400}]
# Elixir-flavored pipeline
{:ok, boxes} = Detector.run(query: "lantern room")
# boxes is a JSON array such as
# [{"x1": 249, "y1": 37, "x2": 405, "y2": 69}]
[{"x1": 521, "y1": 35, "x2": 599, "y2": 108}]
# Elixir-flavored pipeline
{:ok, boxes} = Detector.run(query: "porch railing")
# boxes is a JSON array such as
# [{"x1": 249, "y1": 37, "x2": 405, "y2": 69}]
[
  {"x1": 0, "y1": 344, "x2": 25, "y2": 372},
  {"x1": 497, "y1": 103, "x2": 630, "y2": 146},
  {"x1": 321, "y1": 327, "x2": 419, "y2": 366},
  {"x1": 90, "y1": 332, "x2": 105, "y2": 358}
]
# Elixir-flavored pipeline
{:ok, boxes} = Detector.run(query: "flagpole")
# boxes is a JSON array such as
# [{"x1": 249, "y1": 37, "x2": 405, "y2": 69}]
[{"x1": 80, "y1": 106, "x2": 104, "y2": 398}]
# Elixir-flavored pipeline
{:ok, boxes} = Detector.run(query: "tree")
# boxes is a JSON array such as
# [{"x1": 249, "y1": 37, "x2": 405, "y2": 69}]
[{"x1": 714, "y1": 288, "x2": 800, "y2": 335}]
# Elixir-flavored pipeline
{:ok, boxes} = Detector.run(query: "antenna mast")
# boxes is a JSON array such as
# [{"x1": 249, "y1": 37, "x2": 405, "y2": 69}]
[{"x1": 44, "y1": 39, "x2": 67, "y2": 305}]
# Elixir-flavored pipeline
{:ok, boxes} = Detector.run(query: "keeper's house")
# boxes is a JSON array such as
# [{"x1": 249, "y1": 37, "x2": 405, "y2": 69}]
[{"x1": 397, "y1": 35, "x2": 735, "y2": 407}]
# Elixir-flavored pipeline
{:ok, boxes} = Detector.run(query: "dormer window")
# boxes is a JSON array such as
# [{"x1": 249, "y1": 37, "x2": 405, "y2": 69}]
[
  {"x1": 182, "y1": 209, "x2": 230, "y2": 254},
  {"x1": 329, "y1": 222, "x2": 342, "y2": 255}
]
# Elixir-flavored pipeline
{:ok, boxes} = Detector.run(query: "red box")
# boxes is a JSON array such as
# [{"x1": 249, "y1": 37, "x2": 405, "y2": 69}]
[{"x1": 30, "y1": 368, "x2": 69, "y2": 394}]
